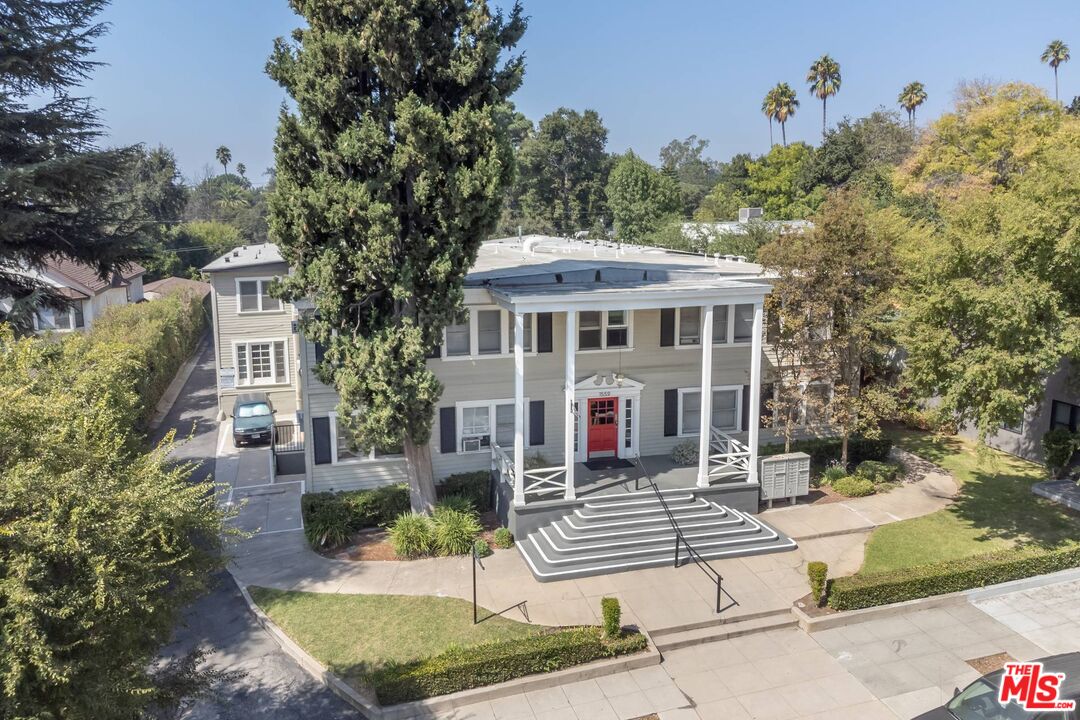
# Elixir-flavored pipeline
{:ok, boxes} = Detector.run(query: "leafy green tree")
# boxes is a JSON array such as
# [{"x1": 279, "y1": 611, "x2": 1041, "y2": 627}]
[
  {"x1": 773, "y1": 82, "x2": 799, "y2": 146},
  {"x1": 745, "y1": 143, "x2": 824, "y2": 219},
  {"x1": 514, "y1": 108, "x2": 610, "y2": 235},
  {"x1": 897, "y1": 81, "x2": 928, "y2": 135},
  {"x1": 757, "y1": 189, "x2": 899, "y2": 464},
  {"x1": 0, "y1": 0, "x2": 146, "y2": 306},
  {"x1": 605, "y1": 151, "x2": 682, "y2": 243},
  {"x1": 694, "y1": 153, "x2": 753, "y2": 220},
  {"x1": 806, "y1": 54, "x2": 842, "y2": 137},
  {"x1": 659, "y1": 135, "x2": 719, "y2": 216},
  {"x1": 799, "y1": 111, "x2": 912, "y2": 191},
  {"x1": 1041, "y1": 40, "x2": 1071, "y2": 101},
  {"x1": 214, "y1": 145, "x2": 231, "y2": 175},
  {"x1": 122, "y1": 146, "x2": 188, "y2": 280},
  {"x1": 267, "y1": 0, "x2": 526, "y2": 512},
  {"x1": 1068, "y1": 95, "x2": 1080, "y2": 116}
]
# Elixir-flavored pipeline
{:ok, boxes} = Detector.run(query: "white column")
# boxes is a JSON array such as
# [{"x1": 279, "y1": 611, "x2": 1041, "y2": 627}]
[
  {"x1": 513, "y1": 311, "x2": 526, "y2": 507},
  {"x1": 747, "y1": 301, "x2": 764, "y2": 486},
  {"x1": 564, "y1": 310, "x2": 577, "y2": 500},
  {"x1": 697, "y1": 304, "x2": 714, "y2": 488}
]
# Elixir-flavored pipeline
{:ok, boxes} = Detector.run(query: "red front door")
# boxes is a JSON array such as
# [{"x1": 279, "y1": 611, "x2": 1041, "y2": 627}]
[{"x1": 587, "y1": 397, "x2": 619, "y2": 458}]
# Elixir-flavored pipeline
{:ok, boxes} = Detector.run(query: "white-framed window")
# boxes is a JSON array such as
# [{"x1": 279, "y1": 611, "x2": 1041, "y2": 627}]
[
  {"x1": 577, "y1": 310, "x2": 632, "y2": 352},
  {"x1": 234, "y1": 339, "x2": 289, "y2": 386},
  {"x1": 456, "y1": 398, "x2": 528, "y2": 453},
  {"x1": 677, "y1": 385, "x2": 742, "y2": 436},
  {"x1": 35, "y1": 300, "x2": 85, "y2": 332},
  {"x1": 801, "y1": 383, "x2": 833, "y2": 426},
  {"x1": 675, "y1": 304, "x2": 756, "y2": 348},
  {"x1": 328, "y1": 411, "x2": 403, "y2": 464},
  {"x1": 235, "y1": 278, "x2": 282, "y2": 313},
  {"x1": 442, "y1": 307, "x2": 536, "y2": 360}
]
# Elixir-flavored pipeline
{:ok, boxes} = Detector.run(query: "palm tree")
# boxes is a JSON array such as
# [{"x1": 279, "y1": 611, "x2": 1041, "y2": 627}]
[
  {"x1": 897, "y1": 81, "x2": 928, "y2": 136},
  {"x1": 806, "y1": 54, "x2": 842, "y2": 137},
  {"x1": 1041, "y1": 40, "x2": 1071, "y2": 101},
  {"x1": 215, "y1": 145, "x2": 232, "y2": 175},
  {"x1": 773, "y1": 83, "x2": 799, "y2": 146},
  {"x1": 215, "y1": 183, "x2": 250, "y2": 211},
  {"x1": 236, "y1": 162, "x2": 247, "y2": 180},
  {"x1": 761, "y1": 88, "x2": 779, "y2": 147}
]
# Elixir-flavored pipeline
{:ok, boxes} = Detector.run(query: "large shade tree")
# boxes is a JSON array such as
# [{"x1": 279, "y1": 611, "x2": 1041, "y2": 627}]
[
  {"x1": 605, "y1": 151, "x2": 681, "y2": 243},
  {"x1": 267, "y1": 0, "x2": 526, "y2": 512},
  {"x1": 0, "y1": 0, "x2": 146, "y2": 308}
]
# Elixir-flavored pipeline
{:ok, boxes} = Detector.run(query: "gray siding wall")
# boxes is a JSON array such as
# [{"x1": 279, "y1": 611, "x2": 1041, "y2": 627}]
[{"x1": 211, "y1": 265, "x2": 299, "y2": 416}]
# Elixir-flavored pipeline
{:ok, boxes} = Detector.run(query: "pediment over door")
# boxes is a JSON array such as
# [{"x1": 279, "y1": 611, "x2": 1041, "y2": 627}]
[{"x1": 573, "y1": 373, "x2": 645, "y2": 392}]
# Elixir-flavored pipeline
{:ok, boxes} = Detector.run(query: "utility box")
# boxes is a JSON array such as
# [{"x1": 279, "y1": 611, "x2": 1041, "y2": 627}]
[{"x1": 759, "y1": 452, "x2": 811, "y2": 507}]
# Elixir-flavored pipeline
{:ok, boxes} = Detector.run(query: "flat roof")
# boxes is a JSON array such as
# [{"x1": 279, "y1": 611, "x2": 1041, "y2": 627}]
[{"x1": 202, "y1": 243, "x2": 286, "y2": 272}]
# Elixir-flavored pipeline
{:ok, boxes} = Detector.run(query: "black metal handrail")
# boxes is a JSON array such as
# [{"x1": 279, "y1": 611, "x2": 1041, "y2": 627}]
[
  {"x1": 272, "y1": 422, "x2": 303, "y2": 454},
  {"x1": 636, "y1": 458, "x2": 738, "y2": 615}
]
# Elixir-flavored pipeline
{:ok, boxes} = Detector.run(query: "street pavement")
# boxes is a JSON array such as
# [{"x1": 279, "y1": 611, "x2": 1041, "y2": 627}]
[{"x1": 152, "y1": 337, "x2": 356, "y2": 720}]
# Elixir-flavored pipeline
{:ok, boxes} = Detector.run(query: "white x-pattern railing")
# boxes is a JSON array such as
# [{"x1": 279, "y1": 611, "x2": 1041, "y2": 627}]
[
  {"x1": 491, "y1": 443, "x2": 567, "y2": 503},
  {"x1": 708, "y1": 426, "x2": 751, "y2": 481}
]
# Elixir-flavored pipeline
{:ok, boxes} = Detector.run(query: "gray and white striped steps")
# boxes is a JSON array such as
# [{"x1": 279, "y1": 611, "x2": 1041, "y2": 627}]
[
  {"x1": 651, "y1": 608, "x2": 798, "y2": 652},
  {"x1": 517, "y1": 490, "x2": 798, "y2": 582}
]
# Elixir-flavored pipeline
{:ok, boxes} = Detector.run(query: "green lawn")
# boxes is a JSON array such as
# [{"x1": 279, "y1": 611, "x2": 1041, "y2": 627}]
[
  {"x1": 859, "y1": 430, "x2": 1080, "y2": 575},
  {"x1": 248, "y1": 588, "x2": 540, "y2": 687}
]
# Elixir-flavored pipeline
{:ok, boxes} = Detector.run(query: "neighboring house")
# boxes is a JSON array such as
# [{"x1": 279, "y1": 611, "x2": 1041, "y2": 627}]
[
  {"x1": 961, "y1": 359, "x2": 1080, "y2": 463},
  {"x1": 202, "y1": 244, "x2": 301, "y2": 419},
  {"x1": 682, "y1": 207, "x2": 812, "y2": 255},
  {"x1": 0, "y1": 258, "x2": 145, "y2": 332},
  {"x1": 144, "y1": 276, "x2": 211, "y2": 303}
]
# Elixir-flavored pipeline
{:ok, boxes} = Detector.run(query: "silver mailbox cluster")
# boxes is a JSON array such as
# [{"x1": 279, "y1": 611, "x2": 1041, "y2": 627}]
[{"x1": 759, "y1": 452, "x2": 811, "y2": 507}]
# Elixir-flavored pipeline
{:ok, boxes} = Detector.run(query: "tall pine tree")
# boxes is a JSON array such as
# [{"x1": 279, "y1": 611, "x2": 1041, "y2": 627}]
[
  {"x1": 0, "y1": 0, "x2": 146, "y2": 306},
  {"x1": 268, "y1": 0, "x2": 526, "y2": 511}
]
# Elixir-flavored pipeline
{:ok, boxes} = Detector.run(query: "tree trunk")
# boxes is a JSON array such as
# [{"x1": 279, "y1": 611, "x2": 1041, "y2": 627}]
[
  {"x1": 822, "y1": 97, "x2": 827, "y2": 138},
  {"x1": 840, "y1": 432, "x2": 849, "y2": 468},
  {"x1": 1055, "y1": 67, "x2": 1059, "y2": 102},
  {"x1": 781, "y1": 121, "x2": 787, "y2": 147},
  {"x1": 768, "y1": 118, "x2": 773, "y2": 147},
  {"x1": 403, "y1": 435, "x2": 438, "y2": 514}
]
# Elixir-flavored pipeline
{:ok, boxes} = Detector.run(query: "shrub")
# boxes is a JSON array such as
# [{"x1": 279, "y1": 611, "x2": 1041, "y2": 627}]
[
  {"x1": 807, "y1": 561, "x2": 828, "y2": 605},
  {"x1": 472, "y1": 538, "x2": 492, "y2": 558},
  {"x1": 855, "y1": 460, "x2": 900, "y2": 484},
  {"x1": 388, "y1": 513, "x2": 434, "y2": 558},
  {"x1": 438, "y1": 471, "x2": 491, "y2": 512},
  {"x1": 493, "y1": 527, "x2": 514, "y2": 549},
  {"x1": 831, "y1": 476, "x2": 875, "y2": 498},
  {"x1": 1043, "y1": 429, "x2": 1079, "y2": 477},
  {"x1": 340, "y1": 484, "x2": 410, "y2": 528},
  {"x1": 302, "y1": 494, "x2": 352, "y2": 548},
  {"x1": 301, "y1": 485, "x2": 411, "y2": 547},
  {"x1": 600, "y1": 597, "x2": 621, "y2": 638},
  {"x1": 820, "y1": 463, "x2": 847, "y2": 486},
  {"x1": 761, "y1": 436, "x2": 892, "y2": 467},
  {"x1": 436, "y1": 495, "x2": 476, "y2": 516},
  {"x1": 369, "y1": 627, "x2": 647, "y2": 704},
  {"x1": 829, "y1": 545, "x2": 1080, "y2": 611},
  {"x1": 671, "y1": 440, "x2": 698, "y2": 465},
  {"x1": 432, "y1": 507, "x2": 482, "y2": 556}
]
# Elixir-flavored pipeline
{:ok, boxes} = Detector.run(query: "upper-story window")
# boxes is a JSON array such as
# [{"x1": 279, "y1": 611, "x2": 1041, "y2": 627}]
[
  {"x1": 442, "y1": 307, "x2": 534, "y2": 360},
  {"x1": 236, "y1": 278, "x2": 281, "y2": 313},
  {"x1": 675, "y1": 304, "x2": 756, "y2": 347},
  {"x1": 578, "y1": 310, "x2": 631, "y2": 351}
]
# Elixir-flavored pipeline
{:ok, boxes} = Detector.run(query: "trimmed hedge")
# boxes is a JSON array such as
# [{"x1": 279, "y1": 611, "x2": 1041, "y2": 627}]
[
  {"x1": 301, "y1": 485, "x2": 410, "y2": 548},
  {"x1": 855, "y1": 460, "x2": 900, "y2": 484},
  {"x1": 761, "y1": 435, "x2": 892, "y2": 467},
  {"x1": 831, "y1": 476, "x2": 875, "y2": 498},
  {"x1": 437, "y1": 471, "x2": 491, "y2": 513},
  {"x1": 369, "y1": 627, "x2": 647, "y2": 704},
  {"x1": 807, "y1": 561, "x2": 828, "y2": 605},
  {"x1": 828, "y1": 544, "x2": 1080, "y2": 611}
]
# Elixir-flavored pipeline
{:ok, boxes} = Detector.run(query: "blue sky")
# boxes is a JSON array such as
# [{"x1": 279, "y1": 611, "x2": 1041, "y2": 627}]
[{"x1": 83, "y1": 0, "x2": 1079, "y2": 182}]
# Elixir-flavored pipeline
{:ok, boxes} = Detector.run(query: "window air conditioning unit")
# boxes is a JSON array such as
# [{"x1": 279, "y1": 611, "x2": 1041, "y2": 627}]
[{"x1": 462, "y1": 437, "x2": 481, "y2": 452}]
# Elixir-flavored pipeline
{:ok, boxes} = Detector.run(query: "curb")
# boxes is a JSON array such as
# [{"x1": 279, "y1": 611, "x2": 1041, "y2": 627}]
[
  {"x1": 232, "y1": 575, "x2": 661, "y2": 720},
  {"x1": 792, "y1": 566, "x2": 1080, "y2": 632},
  {"x1": 149, "y1": 332, "x2": 209, "y2": 431}
]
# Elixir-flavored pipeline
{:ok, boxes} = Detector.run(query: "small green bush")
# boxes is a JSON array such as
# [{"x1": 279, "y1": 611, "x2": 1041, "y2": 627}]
[
  {"x1": 761, "y1": 436, "x2": 892, "y2": 467},
  {"x1": 855, "y1": 460, "x2": 900, "y2": 484},
  {"x1": 831, "y1": 475, "x2": 875, "y2": 497},
  {"x1": 340, "y1": 484, "x2": 411, "y2": 528},
  {"x1": 369, "y1": 627, "x2": 647, "y2": 704},
  {"x1": 436, "y1": 495, "x2": 476, "y2": 516},
  {"x1": 807, "y1": 561, "x2": 828, "y2": 605},
  {"x1": 671, "y1": 440, "x2": 698, "y2": 465},
  {"x1": 437, "y1": 471, "x2": 491, "y2": 512},
  {"x1": 820, "y1": 464, "x2": 847, "y2": 486},
  {"x1": 600, "y1": 597, "x2": 621, "y2": 638},
  {"x1": 1043, "y1": 428, "x2": 1079, "y2": 477},
  {"x1": 493, "y1": 527, "x2": 514, "y2": 549},
  {"x1": 829, "y1": 545, "x2": 1080, "y2": 611},
  {"x1": 388, "y1": 513, "x2": 434, "y2": 558},
  {"x1": 302, "y1": 493, "x2": 352, "y2": 548},
  {"x1": 301, "y1": 485, "x2": 411, "y2": 548},
  {"x1": 432, "y1": 507, "x2": 482, "y2": 556},
  {"x1": 473, "y1": 537, "x2": 492, "y2": 558}
]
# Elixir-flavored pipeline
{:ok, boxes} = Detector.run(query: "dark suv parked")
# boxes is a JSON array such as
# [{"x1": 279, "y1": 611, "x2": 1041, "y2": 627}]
[{"x1": 231, "y1": 392, "x2": 275, "y2": 447}]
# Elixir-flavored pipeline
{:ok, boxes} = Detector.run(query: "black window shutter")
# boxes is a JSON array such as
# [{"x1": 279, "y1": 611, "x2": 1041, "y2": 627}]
[
  {"x1": 312, "y1": 417, "x2": 332, "y2": 465},
  {"x1": 426, "y1": 342, "x2": 442, "y2": 359},
  {"x1": 314, "y1": 341, "x2": 326, "y2": 364},
  {"x1": 742, "y1": 384, "x2": 751, "y2": 431},
  {"x1": 439, "y1": 407, "x2": 456, "y2": 454},
  {"x1": 664, "y1": 389, "x2": 678, "y2": 436},
  {"x1": 660, "y1": 308, "x2": 675, "y2": 347},
  {"x1": 537, "y1": 313, "x2": 553, "y2": 353},
  {"x1": 529, "y1": 400, "x2": 545, "y2": 445}
]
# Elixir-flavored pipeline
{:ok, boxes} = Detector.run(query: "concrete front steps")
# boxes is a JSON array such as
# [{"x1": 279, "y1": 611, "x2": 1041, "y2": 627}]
[
  {"x1": 516, "y1": 490, "x2": 797, "y2": 582},
  {"x1": 650, "y1": 608, "x2": 798, "y2": 652}
]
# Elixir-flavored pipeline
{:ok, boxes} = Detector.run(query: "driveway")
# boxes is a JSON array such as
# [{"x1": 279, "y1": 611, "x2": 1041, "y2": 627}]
[{"x1": 152, "y1": 338, "x2": 355, "y2": 719}]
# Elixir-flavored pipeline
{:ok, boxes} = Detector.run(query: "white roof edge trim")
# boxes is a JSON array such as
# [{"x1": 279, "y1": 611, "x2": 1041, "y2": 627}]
[{"x1": 488, "y1": 285, "x2": 771, "y2": 314}]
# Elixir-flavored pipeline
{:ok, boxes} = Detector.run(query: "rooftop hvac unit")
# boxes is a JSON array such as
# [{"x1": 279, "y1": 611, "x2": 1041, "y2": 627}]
[{"x1": 738, "y1": 207, "x2": 764, "y2": 223}]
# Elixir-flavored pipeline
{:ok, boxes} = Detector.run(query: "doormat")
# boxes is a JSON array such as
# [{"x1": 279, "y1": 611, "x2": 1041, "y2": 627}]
[{"x1": 584, "y1": 458, "x2": 635, "y2": 471}]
